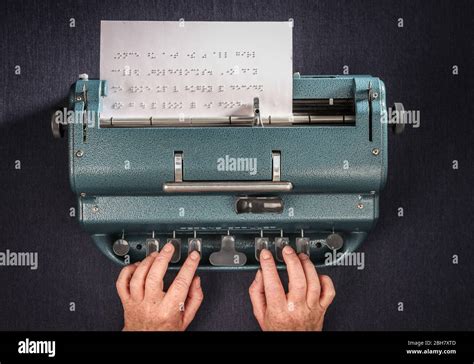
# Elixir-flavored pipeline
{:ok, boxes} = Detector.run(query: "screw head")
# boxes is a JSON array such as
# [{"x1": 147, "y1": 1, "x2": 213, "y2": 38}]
[
  {"x1": 92, "y1": 206, "x2": 99, "y2": 213},
  {"x1": 372, "y1": 148, "x2": 380, "y2": 156},
  {"x1": 372, "y1": 92, "x2": 378, "y2": 99},
  {"x1": 76, "y1": 150, "x2": 84, "y2": 158},
  {"x1": 357, "y1": 203, "x2": 364, "y2": 209}
]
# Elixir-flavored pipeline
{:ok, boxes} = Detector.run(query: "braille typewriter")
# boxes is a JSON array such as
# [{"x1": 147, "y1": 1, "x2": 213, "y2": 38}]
[{"x1": 52, "y1": 73, "x2": 403, "y2": 269}]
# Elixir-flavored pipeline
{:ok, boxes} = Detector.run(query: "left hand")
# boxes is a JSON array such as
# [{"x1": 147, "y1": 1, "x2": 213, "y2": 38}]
[{"x1": 116, "y1": 243, "x2": 203, "y2": 331}]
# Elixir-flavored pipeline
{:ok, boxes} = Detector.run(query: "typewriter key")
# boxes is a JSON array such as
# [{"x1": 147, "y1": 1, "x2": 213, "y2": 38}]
[
  {"x1": 167, "y1": 238, "x2": 182, "y2": 263},
  {"x1": 145, "y1": 238, "x2": 160, "y2": 256},
  {"x1": 325, "y1": 233, "x2": 344, "y2": 251},
  {"x1": 295, "y1": 237, "x2": 310, "y2": 257},
  {"x1": 188, "y1": 238, "x2": 202, "y2": 255},
  {"x1": 209, "y1": 235, "x2": 247, "y2": 267},
  {"x1": 274, "y1": 237, "x2": 290, "y2": 262},
  {"x1": 113, "y1": 238, "x2": 130, "y2": 257},
  {"x1": 255, "y1": 237, "x2": 269, "y2": 262}
]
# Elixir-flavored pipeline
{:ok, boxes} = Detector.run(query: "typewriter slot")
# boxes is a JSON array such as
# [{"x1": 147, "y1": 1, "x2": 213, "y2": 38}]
[
  {"x1": 98, "y1": 97, "x2": 356, "y2": 127},
  {"x1": 292, "y1": 98, "x2": 355, "y2": 125}
]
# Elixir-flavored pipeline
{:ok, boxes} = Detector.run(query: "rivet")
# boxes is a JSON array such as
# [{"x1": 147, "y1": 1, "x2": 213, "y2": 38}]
[
  {"x1": 372, "y1": 148, "x2": 380, "y2": 156},
  {"x1": 357, "y1": 203, "x2": 364, "y2": 209},
  {"x1": 92, "y1": 206, "x2": 99, "y2": 213},
  {"x1": 76, "y1": 150, "x2": 84, "y2": 158}
]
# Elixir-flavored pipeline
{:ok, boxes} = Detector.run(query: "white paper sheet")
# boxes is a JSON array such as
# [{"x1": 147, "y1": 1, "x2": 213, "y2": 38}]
[{"x1": 100, "y1": 21, "x2": 292, "y2": 119}]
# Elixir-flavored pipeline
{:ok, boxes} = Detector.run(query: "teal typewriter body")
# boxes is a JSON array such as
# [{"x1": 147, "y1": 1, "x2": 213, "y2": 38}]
[{"x1": 56, "y1": 74, "x2": 391, "y2": 270}]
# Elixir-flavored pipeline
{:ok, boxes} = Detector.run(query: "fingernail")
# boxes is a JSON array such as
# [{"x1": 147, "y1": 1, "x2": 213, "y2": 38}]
[
  {"x1": 150, "y1": 251, "x2": 159, "y2": 257},
  {"x1": 283, "y1": 245, "x2": 294, "y2": 255},
  {"x1": 164, "y1": 243, "x2": 173, "y2": 252},
  {"x1": 190, "y1": 250, "x2": 200, "y2": 261},
  {"x1": 298, "y1": 253, "x2": 309, "y2": 260},
  {"x1": 255, "y1": 269, "x2": 262, "y2": 281},
  {"x1": 261, "y1": 249, "x2": 272, "y2": 260}
]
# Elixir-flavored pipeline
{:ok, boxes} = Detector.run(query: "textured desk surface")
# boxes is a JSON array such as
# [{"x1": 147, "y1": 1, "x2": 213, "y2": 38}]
[{"x1": 0, "y1": 0, "x2": 472, "y2": 330}]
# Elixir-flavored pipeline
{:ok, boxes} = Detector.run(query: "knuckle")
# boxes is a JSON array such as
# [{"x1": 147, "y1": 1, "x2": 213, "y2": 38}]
[
  {"x1": 286, "y1": 255, "x2": 299, "y2": 264},
  {"x1": 146, "y1": 272, "x2": 161, "y2": 285},
  {"x1": 172, "y1": 276, "x2": 190, "y2": 291},
  {"x1": 184, "y1": 259, "x2": 198, "y2": 270},
  {"x1": 154, "y1": 254, "x2": 168, "y2": 264},
  {"x1": 292, "y1": 282, "x2": 306, "y2": 291},
  {"x1": 140, "y1": 258, "x2": 150, "y2": 266},
  {"x1": 193, "y1": 291, "x2": 204, "y2": 302},
  {"x1": 267, "y1": 285, "x2": 282, "y2": 295},
  {"x1": 129, "y1": 279, "x2": 141, "y2": 291},
  {"x1": 120, "y1": 265, "x2": 133, "y2": 276},
  {"x1": 308, "y1": 284, "x2": 321, "y2": 293},
  {"x1": 248, "y1": 282, "x2": 257, "y2": 293}
]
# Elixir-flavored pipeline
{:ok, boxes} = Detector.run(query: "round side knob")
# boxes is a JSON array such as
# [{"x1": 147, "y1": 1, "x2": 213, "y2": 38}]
[
  {"x1": 325, "y1": 233, "x2": 344, "y2": 250},
  {"x1": 51, "y1": 110, "x2": 65, "y2": 139},
  {"x1": 390, "y1": 102, "x2": 405, "y2": 135},
  {"x1": 113, "y1": 239, "x2": 130, "y2": 256}
]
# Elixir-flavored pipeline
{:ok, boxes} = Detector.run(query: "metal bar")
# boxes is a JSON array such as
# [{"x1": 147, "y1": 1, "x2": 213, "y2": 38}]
[
  {"x1": 174, "y1": 152, "x2": 183, "y2": 183},
  {"x1": 163, "y1": 181, "x2": 293, "y2": 193},
  {"x1": 272, "y1": 152, "x2": 281, "y2": 182},
  {"x1": 99, "y1": 115, "x2": 354, "y2": 127}
]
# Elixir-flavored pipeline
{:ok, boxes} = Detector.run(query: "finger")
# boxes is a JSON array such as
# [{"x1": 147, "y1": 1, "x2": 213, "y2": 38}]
[
  {"x1": 162, "y1": 250, "x2": 201, "y2": 309},
  {"x1": 259, "y1": 249, "x2": 286, "y2": 308},
  {"x1": 129, "y1": 253, "x2": 158, "y2": 301},
  {"x1": 282, "y1": 246, "x2": 307, "y2": 304},
  {"x1": 319, "y1": 274, "x2": 336, "y2": 310},
  {"x1": 116, "y1": 263, "x2": 138, "y2": 302},
  {"x1": 298, "y1": 253, "x2": 321, "y2": 308},
  {"x1": 182, "y1": 276, "x2": 204, "y2": 329},
  {"x1": 144, "y1": 243, "x2": 175, "y2": 297},
  {"x1": 248, "y1": 269, "x2": 266, "y2": 328}
]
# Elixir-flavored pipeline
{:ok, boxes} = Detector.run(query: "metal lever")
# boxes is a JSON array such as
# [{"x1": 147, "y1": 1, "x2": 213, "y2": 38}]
[
  {"x1": 209, "y1": 235, "x2": 247, "y2": 267},
  {"x1": 167, "y1": 231, "x2": 182, "y2": 263},
  {"x1": 235, "y1": 196, "x2": 284, "y2": 214},
  {"x1": 296, "y1": 230, "x2": 310, "y2": 256},
  {"x1": 255, "y1": 231, "x2": 269, "y2": 262},
  {"x1": 145, "y1": 231, "x2": 160, "y2": 256},
  {"x1": 274, "y1": 231, "x2": 289, "y2": 262},
  {"x1": 188, "y1": 231, "x2": 202, "y2": 255},
  {"x1": 163, "y1": 151, "x2": 293, "y2": 193}
]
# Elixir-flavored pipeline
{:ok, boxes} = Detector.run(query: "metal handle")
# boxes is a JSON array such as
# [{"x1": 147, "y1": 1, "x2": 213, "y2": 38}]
[
  {"x1": 163, "y1": 181, "x2": 293, "y2": 193},
  {"x1": 163, "y1": 151, "x2": 292, "y2": 193}
]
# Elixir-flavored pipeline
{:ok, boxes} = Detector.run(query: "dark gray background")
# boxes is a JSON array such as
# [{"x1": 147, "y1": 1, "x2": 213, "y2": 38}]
[{"x1": 0, "y1": 0, "x2": 472, "y2": 331}]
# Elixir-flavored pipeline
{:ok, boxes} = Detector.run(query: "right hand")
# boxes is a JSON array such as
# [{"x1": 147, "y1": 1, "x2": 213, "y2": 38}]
[{"x1": 249, "y1": 246, "x2": 335, "y2": 331}]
